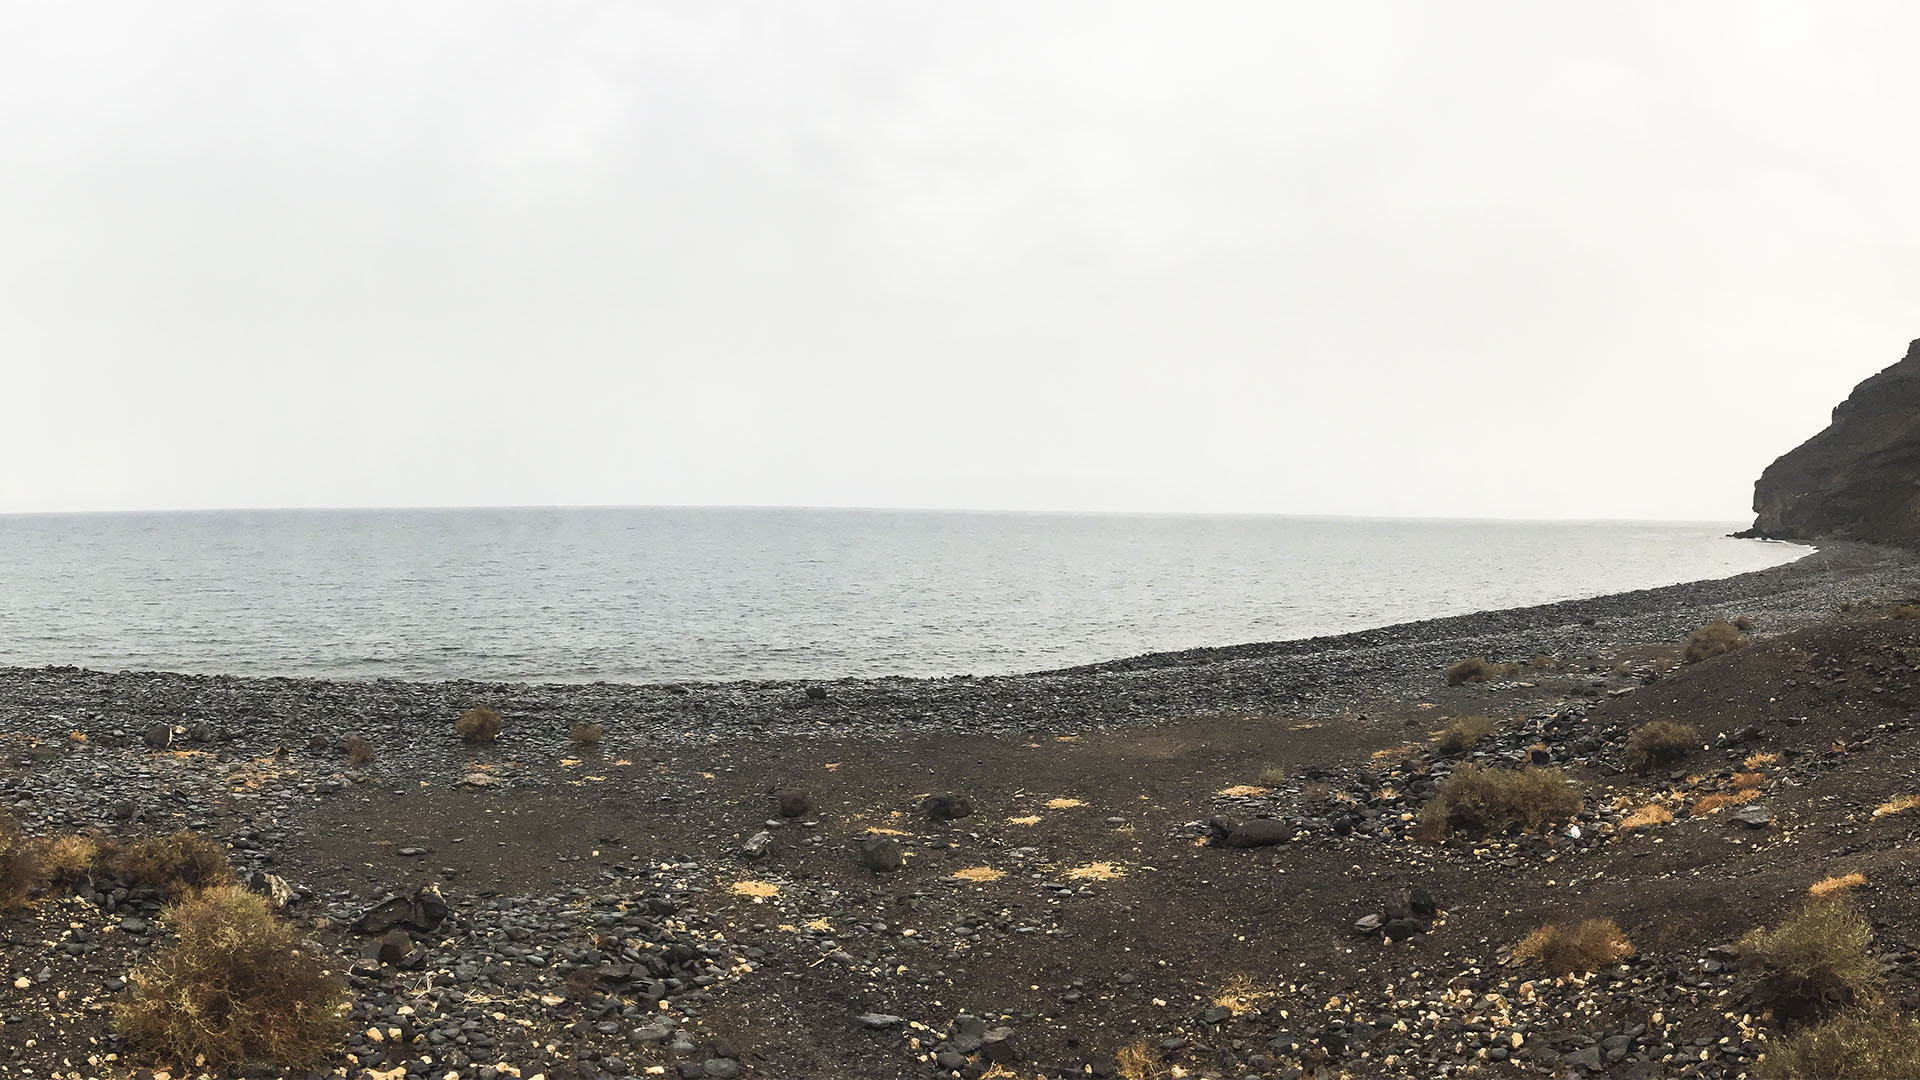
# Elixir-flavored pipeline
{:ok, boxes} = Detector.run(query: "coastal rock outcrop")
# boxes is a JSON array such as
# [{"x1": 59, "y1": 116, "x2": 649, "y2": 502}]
[{"x1": 1746, "y1": 338, "x2": 1920, "y2": 544}]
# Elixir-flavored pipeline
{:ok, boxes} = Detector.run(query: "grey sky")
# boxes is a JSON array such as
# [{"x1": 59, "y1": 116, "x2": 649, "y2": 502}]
[{"x1": 4, "y1": 1, "x2": 1916, "y2": 520}]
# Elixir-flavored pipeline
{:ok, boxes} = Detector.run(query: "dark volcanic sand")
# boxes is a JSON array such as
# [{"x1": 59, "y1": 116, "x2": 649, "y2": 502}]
[{"x1": 3, "y1": 541, "x2": 1919, "y2": 1080}]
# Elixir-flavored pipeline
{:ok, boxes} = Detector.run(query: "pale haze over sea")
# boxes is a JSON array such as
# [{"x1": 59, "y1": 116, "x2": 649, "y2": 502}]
[{"x1": 0, "y1": 509, "x2": 1805, "y2": 684}]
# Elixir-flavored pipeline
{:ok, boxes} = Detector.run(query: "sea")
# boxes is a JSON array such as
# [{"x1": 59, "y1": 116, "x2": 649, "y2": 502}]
[{"x1": 0, "y1": 508, "x2": 1807, "y2": 684}]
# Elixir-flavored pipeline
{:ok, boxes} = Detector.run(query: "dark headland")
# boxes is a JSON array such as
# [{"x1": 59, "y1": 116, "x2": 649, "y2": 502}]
[{"x1": 8, "y1": 344, "x2": 1920, "y2": 1080}]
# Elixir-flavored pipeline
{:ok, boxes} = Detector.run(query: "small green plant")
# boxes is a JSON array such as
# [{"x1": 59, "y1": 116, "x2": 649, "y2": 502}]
[
  {"x1": 1623, "y1": 720, "x2": 1699, "y2": 773},
  {"x1": 1755, "y1": 1007, "x2": 1920, "y2": 1079},
  {"x1": 1684, "y1": 619, "x2": 1750, "y2": 663},
  {"x1": 1418, "y1": 764, "x2": 1581, "y2": 839},
  {"x1": 1257, "y1": 766, "x2": 1289, "y2": 788},
  {"x1": 455, "y1": 706, "x2": 504, "y2": 743},
  {"x1": 1436, "y1": 715, "x2": 1498, "y2": 755},
  {"x1": 1513, "y1": 918, "x2": 1635, "y2": 976},
  {"x1": 1739, "y1": 900, "x2": 1881, "y2": 1019},
  {"x1": 115, "y1": 885, "x2": 346, "y2": 1067},
  {"x1": 108, "y1": 832, "x2": 235, "y2": 900}
]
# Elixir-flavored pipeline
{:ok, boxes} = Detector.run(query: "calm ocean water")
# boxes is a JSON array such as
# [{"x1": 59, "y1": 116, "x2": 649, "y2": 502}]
[{"x1": 0, "y1": 508, "x2": 1805, "y2": 683}]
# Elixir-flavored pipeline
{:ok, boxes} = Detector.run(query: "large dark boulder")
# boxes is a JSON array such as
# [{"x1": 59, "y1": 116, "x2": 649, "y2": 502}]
[{"x1": 1745, "y1": 338, "x2": 1920, "y2": 545}]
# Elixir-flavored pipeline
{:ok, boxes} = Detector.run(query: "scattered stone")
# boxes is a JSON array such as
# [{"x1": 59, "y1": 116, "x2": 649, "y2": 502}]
[
  {"x1": 248, "y1": 870, "x2": 293, "y2": 910},
  {"x1": 772, "y1": 788, "x2": 815, "y2": 818},
  {"x1": 922, "y1": 793, "x2": 974, "y2": 821},
  {"x1": 858, "y1": 836, "x2": 904, "y2": 873},
  {"x1": 1209, "y1": 816, "x2": 1290, "y2": 848},
  {"x1": 980, "y1": 1027, "x2": 1020, "y2": 1065}
]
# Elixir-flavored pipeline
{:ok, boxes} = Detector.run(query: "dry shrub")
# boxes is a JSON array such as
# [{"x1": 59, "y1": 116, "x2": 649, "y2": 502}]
[
  {"x1": 1693, "y1": 790, "x2": 1759, "y2": 816},
  {"x1": 1745, "y1": 752, "x2": 1779, "y2": 769},
  {"x1": 1731, "y1": 771, "x2": 1766, "y2": 791},
  {"x1": 115, "y1": 885, "x2": 346, "y2": 1067},
  {"x1": 1435, "y1": 714, "x2": 1498, "y2": 755},
  {"x1": 1871, "y1": 793, "x2": 1920, "y2": 818},
  {"x1": 1258, "y1": 766, "x2": 1291, "y2": 789},
  {"x1": 1755, "y1": 1007, "x2": 1920, "y2": 1080},
  {"x1": 1890, "y1": 605, "x2": 1920, "y2": 621},
  {"x1": 1623, "y1": 720, "x2": 1699, "y2": 773},
  {"x1": 1420, "y1": 764, "x2": 1581, "y2": 838},
  {"x1": 1513, "y1": 918, "x2": 1635, "y2": 976},
  {"x1": 1738, "y1": 900, "x2": 1881, "y2": 1018},
  {"x1": 35, "y1": 832, "x2": 108, "y2": 887},
  {"x1": 343, "y1": 735, "x2": 374, "y2": 765},
  {"x1": 1621, "y1": 803, "x2": 1673, "y2": 830},
  {"x1": 1809, "y1": 873, "x2": 1867, "y2": 900},
  {"x1": 569, "y1": 722, "x2": 604, "y2": 748},
  {"x1": 1114, "y1": 1038, "x2": 1164, "y2": 1080},
  {"x1": 455, "y1": 706, "x2": 504, "y2": 743},
  {"x1": 1684, "y1": 619, "x2": 1750, "y2": 663},
  {"x1": 109, "y1": 832, "x2": 235, "y2": 899},
  {"x1": 0, "y1": 813, "x2": 44, "y2": 912},
  {"x1": 1733, "y1": 615, "x2": 1757, "y2": 633},
  {"x1": 1528, "y1": 654, "x2": 1557, "y2": 670},
  {"x1": 1444, "y1": 658, "x2": 1523, "y2": 686}
]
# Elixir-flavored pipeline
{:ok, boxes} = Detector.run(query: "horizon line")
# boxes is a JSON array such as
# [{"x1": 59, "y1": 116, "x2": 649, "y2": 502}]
[{"x1": 0, "y1": 500, "x2": 1761, "y2": 528}]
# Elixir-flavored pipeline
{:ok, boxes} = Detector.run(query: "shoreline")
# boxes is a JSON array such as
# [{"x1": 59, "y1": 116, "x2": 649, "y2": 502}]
[{"x1": 0, "y1": 537, "x2": 1849, "y2": 700}]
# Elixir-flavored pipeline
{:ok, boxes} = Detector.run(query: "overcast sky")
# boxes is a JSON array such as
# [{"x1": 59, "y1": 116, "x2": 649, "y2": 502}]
[{"x1": 3, "y1": 2, "x2": 1916, "y2": 520}]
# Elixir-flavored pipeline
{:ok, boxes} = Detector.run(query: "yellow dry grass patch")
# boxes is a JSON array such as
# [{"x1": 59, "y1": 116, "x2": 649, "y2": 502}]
[
  {"x1": 1872, "y1": 794, "x2": 1920, "y2": 818},
  {"x1": 67, "y1": 731, "x2": 87, "y2": 743},
  {"x1": 1211, "y1": 974, "x2": 1267, "y2": 1016},
  {"x1": 863, "y1": 827, "x2": 911, "y2": 836},
  {"x1": 1621, "y1": 804, "x2": 1674, "y2": 830},
  {"x1": 952, "y1": 867, "x2": 1004, "y2": 884},
  {"x1": 1008, "y1": 815, "x2": 1042, "y2": 826},
  {"x1": 1066, "y1": 862, "x2": 1125, "y2": 881},
  {"x1": 1115, "y1": 1038, "x2": 1165, "y2": 1080},
  {"x1": 227, "y1": 755, "x2": 299, "y2": 790},
  {"x1": 1371, "y1": 744, "x2": 1417, "y2": 763},
  {"x1": 1744, "y1": 752, "x2": 1778, "y2": 769},
  {"x1": 1216, "y1": 785, "x2": 1268, "y2": 798},
  {"x1": 1513, "y1": 918, "x2": 1635, "y2": 975},
  {"x1": 559, "y1": 758, "x2": 582, "y2": 768},
  {"x1": 1810, "y1": 873, "x2": 1867, "y2": 899},
  {"x1": 1289, "y1": 721, "x2": 1322, "y2": 731},
  {"x1": 1730, "y1": 771, "x2": 1765, "y2": 791},
  {"x1": 1692, "y1": 790, "x2": 1759, "y2": 816},
  {"x1": 731, "y1": 880, "x2": 779, "y2": 899},
  {"x1": 1047, "y1": 798, "x2": 1086, "y2": 809},
  {"x1": 804, "y1": 919, "x2": 832, "y2": 932}
]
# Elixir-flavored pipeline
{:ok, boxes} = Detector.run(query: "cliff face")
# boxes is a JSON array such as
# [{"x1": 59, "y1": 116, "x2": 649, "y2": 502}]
[{"x1": 1747, "y1": 338, "x2": 1920, "y2": 545}]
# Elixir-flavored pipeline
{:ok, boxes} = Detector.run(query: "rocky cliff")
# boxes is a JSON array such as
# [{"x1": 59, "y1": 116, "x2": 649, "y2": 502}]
[{"x1": 1745, "y1": 337, "x2": 1920, "y2": 545}]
